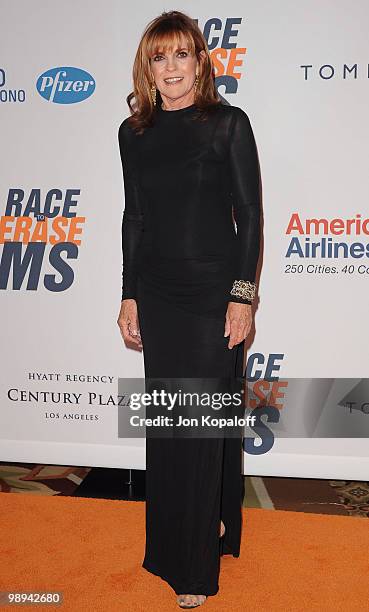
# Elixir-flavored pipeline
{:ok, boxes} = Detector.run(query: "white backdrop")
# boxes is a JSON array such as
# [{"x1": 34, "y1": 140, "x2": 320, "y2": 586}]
[{"x1": 1, "y1": 0, "x2": 369, "y2": 478}]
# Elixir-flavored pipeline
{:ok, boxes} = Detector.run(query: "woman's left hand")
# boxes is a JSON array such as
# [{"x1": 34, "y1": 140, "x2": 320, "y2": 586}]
[{"x1": 224, "y1": 302, "x2": 253, "y2": 349}]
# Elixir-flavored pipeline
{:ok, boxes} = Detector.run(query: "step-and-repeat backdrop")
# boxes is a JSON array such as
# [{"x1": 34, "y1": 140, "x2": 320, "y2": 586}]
[{"x1": 1, "y1": 1, "x2": 369, "y2": 479}]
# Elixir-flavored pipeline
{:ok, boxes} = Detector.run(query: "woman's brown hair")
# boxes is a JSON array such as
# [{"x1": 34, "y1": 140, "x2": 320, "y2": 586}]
[{"x1": 126, "y1": 10, "x2": 221, "y2": 133}]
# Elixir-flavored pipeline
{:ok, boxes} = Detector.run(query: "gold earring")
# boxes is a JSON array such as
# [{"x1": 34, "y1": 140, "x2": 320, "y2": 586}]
[
  {"x1": 194, "y1": 73, "x2": 199, "y2": 92},
  {"x1": 150, "y1": 82, "x2": 157, "y2": 105}
]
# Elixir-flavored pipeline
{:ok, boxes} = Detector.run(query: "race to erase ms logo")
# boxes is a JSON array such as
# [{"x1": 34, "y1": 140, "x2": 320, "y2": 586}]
[
  {"x1": 195, "y1": 17, "x2": 247, "y2": 97},
  {"x1": 0, "y1": 188, "x2": 85, "y2": 292},
  {"x1": 36, "y1": 66, "x2": 96, "y2": 104}
]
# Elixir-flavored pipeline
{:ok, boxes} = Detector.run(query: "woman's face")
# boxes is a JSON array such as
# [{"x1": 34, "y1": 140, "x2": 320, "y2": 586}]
[{"x1": 149, "y1": 35, "x2": 204, "y2": 106}]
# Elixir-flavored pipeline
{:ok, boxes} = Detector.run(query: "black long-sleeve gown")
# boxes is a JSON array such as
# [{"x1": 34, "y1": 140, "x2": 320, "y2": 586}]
[{"x1": 118, "y1": 100, "x2": 261, "y2": 597}]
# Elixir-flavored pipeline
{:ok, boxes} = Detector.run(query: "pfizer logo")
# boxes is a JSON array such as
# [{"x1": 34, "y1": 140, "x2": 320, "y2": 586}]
[{"x1": 36, "y1": 66, "x2": 95, "y2": 104}]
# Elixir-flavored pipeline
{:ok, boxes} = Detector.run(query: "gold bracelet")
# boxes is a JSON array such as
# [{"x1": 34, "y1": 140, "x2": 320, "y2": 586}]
[{"x1": 230, "y1": 279, "x2": 256, "y2": 301}]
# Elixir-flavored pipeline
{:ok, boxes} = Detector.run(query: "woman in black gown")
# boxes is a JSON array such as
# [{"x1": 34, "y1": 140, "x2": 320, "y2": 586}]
[{"x1": 117, "y1": 10, "x2": 261, "y2": 609}]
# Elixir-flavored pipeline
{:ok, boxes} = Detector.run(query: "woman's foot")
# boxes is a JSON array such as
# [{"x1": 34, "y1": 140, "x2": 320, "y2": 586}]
[
  {"x1": 176, "y1": 524, "x2": 224, "y2": 607},
  {"x1": 177, "y1": 594, "x2": 207, "y2": 608}
]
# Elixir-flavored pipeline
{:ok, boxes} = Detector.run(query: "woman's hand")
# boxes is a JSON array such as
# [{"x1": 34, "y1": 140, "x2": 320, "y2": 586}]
[
  {"x1": 224, "y1": 302, "x2": 253, "y2": 349},
  {"x1": 117, "y1": 299, "x2": 142, "y2": 350}
]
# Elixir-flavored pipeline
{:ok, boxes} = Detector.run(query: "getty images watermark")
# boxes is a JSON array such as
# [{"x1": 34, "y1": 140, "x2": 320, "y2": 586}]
[
  {"x1": 117, "y1": 378, "x2": 256, "y2": 439},
  {"x1": 129, "y1": 388, "x2": 256, "y2": 430},
  {"x1": 118, "y1": 376, "x2": 369, "y2": 441}
]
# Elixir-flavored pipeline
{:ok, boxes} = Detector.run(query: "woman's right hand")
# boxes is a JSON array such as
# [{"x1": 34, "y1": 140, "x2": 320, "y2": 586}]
[{"x1": 117, "y1": 299, "x2": 142, "y2": 350}]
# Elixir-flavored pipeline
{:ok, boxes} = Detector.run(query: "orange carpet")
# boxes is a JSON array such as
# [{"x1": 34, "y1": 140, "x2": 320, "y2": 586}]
[{"x1": 1, "y1": 493, "x2": 368, "y2": 611}]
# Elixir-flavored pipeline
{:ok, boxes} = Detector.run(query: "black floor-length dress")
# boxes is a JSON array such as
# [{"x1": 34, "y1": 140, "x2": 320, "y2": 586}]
[{"x1": 118, "y1": 100, "x2": 261, "y2": 596}]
